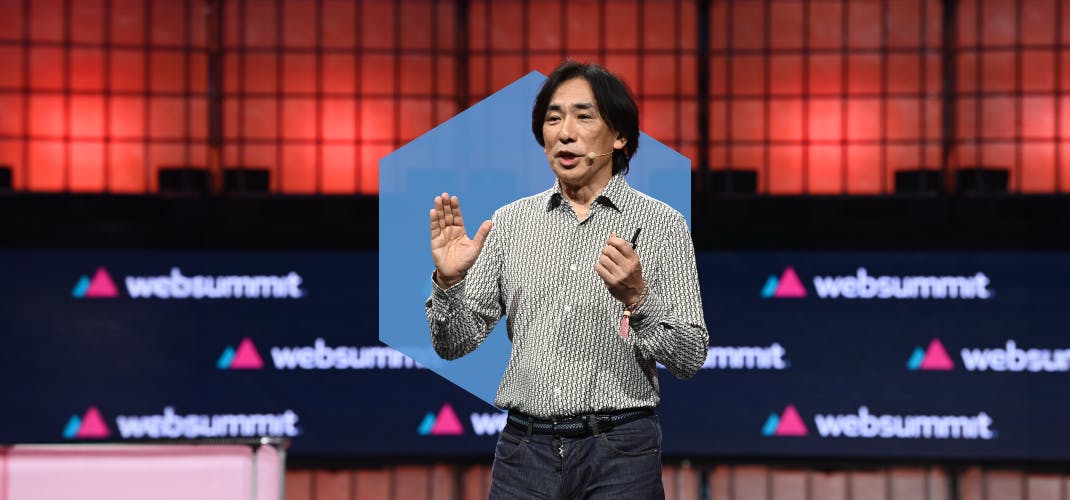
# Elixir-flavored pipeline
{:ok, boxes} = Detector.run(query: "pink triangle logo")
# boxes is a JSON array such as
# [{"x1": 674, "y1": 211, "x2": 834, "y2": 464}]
[
  {"x1": 84, "y1": 267, "x2": 119, "y2": 298},
  {"x1": 920, "y1": 338, "x2": 954, "y2": 370},
  {"x1": 76, "y1": 406, "x2": 111, "y2": 439},
  {"x1": 229, "y1": 337, "x2": 264, "y2": 369},
  {"x1": 429, "y1": 404, "x2": 464, "y2": 435},
  {"x1": 775, "y1": 404, "x2": 808, "y2": 436},
  {"x1": 774, "y1": 267, "x2": 807, "y2": 298}
]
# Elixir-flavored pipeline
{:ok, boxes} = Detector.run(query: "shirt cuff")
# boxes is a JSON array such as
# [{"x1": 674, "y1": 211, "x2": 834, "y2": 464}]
[
  {"x1": 626, "y1": 288, "x2": 666, "y2": 335},
  {"x1": 427, "y1": 271, "x2": 465, "y2": 321}
]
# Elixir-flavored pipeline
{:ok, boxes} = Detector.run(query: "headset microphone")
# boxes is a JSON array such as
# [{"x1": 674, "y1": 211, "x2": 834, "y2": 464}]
[{"x1": 585, "y1": 151, "x2": 614, "y2": 164}]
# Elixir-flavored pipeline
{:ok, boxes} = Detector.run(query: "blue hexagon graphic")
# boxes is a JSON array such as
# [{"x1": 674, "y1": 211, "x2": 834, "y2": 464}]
[{"x1": 379, "y1": 71, "x2": 692, "y2": 405}]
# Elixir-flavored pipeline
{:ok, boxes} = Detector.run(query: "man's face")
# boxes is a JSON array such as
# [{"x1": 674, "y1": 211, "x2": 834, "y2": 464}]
[{"x1": 542, "y1": 77, "x2": 626, "y2": 189}]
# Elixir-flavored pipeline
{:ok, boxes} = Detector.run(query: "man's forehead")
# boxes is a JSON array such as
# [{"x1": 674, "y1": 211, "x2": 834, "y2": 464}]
[{"x1": 548, "y1": 78, "x2": 596, "y2": 107}]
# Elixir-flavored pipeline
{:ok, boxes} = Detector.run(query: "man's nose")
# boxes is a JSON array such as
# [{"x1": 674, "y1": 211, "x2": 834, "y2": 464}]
[{"x1": 558, "y1": 119, "x2": 577, "y2": 142}]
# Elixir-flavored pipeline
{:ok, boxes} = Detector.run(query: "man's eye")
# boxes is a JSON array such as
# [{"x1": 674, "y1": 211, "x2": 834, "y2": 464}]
[
  {"x1": 579, "y1": 114, "x2": 592, "y2": 120},
  {"x1": 546, "y1": 116, "x2": 560, "y2": 123}
]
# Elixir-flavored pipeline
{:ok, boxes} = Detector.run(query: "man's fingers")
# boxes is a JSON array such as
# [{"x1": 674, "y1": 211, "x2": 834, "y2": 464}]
[
  {"x1": 433, "y1": 194, "x2": 448, "y2": 232},
  {"x1": 594, "y1": 260, "x2": 612, "y2": 283},
  {"x1": 595, "y1": 258, "x2": 627, "y2": 290},
  {"x1": 450, "y1": 196, "x2": 465, "y2": 228},
  {"x1": 604, "y1": 234, "x2": 635, "y2": 255},
  {"x1": 604, "y1": 240, "x2": 640, "y2": 268},
  {"x1": 601, "y1": 243, "x2": 627, "y2": 266},
  {"x1": 429, "y1": 208, "x2": 441, "y2": 239},
  {"x1": 472, "y1": 220, "x2": 493, "y2": 248},
  {"x1": 597, "y1": 253, "x2": 623, "y2": 278},
  {"x1": 441, "y1": 193, "x2": 455, "y2": 227}
]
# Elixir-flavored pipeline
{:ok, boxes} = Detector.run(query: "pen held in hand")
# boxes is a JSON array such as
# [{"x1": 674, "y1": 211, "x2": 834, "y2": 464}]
[{"x1": 629, "y1": 228, "x2": 642, "y2": 250}]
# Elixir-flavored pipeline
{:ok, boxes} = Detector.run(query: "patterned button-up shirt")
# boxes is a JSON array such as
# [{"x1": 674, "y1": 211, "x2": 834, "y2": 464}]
[{"x1": 426, "y1": 174, "x2": 708, "y2": 419}]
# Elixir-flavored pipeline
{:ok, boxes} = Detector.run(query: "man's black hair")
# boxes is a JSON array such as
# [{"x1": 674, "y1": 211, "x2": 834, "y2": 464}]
[{"x1": 531, "y1": 61, "x2": 640, "y2": 176}]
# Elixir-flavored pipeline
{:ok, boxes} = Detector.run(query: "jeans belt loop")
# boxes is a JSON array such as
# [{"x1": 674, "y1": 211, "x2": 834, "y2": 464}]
[{"x1": 587, "y1": 414, "x2": 600, "y2": 435}]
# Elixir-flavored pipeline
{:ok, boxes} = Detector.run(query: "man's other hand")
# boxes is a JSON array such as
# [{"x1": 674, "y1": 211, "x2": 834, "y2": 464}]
[{"x1": 595, "y1": 233, "x2": 646, "y2": 306}]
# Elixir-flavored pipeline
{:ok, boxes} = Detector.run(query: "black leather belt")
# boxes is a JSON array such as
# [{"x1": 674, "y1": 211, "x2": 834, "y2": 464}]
[{"x1": 506, "y1": 408, "x2": 654, "y2": 438}]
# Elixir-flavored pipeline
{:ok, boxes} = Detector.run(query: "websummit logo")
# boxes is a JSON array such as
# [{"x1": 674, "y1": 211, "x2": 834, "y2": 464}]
[
  {"x1": 217, "y1": 338, "x2": 265, "y2": 370},
  {"x1": 761, "y1": 404, "x2": 808, "y2": 437},
  {"x1": 907, "y1": 338, "x2": 955, "y2": 371},
  {"x1": 761, "y1": 267, "x2": 807, "y2": 299},
  {"x1": 762, "y1": 403, "x2": 995, "y2": 440},
  {"x1": 72, "y1": 267, "x2": 119, "y2": 299},
  {"x1": 418, "y1": 404, "x2": 464, "y2": 436},
  {"x1": 63, "y1": 406, "x2": 111, "y2": 439}
]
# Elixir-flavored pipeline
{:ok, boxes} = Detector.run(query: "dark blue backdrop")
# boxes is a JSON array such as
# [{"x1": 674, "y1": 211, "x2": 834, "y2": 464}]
[{"x1": 1, "y1": 249, "x2": 1066, "y2": 460}]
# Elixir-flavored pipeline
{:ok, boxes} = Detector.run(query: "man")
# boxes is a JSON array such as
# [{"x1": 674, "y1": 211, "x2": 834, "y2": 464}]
[{"x1": 426, "y1": 61, "x2": 708, "y2": 499}]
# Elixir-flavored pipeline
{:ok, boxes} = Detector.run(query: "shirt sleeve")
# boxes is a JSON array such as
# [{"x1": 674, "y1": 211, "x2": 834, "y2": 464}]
[
  {"x1": 425, "y1": 212, "x2": 505, "y2": 360},
  {"x1": 626, "y1": 213, "x2": 709, "y2": 380}
]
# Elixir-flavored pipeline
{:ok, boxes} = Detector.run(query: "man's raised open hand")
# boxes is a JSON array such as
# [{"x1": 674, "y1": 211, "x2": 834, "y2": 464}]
[{"x1": 429, "y1": 193, "x2": 493, "y2": 288}]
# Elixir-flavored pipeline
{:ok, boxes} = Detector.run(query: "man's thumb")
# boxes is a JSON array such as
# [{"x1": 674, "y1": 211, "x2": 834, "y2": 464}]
[{"x1": 472, "y1": 220, "x2": 493, "y2": 247}]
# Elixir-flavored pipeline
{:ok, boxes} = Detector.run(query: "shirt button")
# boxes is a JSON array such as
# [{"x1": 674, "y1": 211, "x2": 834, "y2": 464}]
[
  {"x1": 553, "y1": 387, "x2": 562, "y2": 396},
  {"x1": 563, "y1": 305, "x2": 572, "y2": 313},
  {"x1": 568, "y1": 264, "x2": 577, "y2": 271},
  {"x1": 557, "y1": 346, "x2": 565, "y2": 353}
]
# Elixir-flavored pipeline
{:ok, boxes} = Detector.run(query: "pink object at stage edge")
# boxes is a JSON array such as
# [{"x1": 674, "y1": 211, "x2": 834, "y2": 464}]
[{"x1": 0, "y1": 443, "x2": 283, "y2": 500}]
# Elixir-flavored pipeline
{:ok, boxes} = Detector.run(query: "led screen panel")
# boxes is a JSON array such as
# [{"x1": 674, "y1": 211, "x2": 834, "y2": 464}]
[{"x1": 0, "y1": 250, "x2": 1065, "y2": 460}]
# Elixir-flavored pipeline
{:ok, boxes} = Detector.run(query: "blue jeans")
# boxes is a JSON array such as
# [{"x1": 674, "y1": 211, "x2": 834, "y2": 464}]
[{"x1": 488, "y1": 413, "x2": 665, "y2": 499}]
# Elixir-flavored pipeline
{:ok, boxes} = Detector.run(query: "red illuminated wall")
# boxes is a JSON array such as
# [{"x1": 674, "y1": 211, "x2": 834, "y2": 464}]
[
  {"x1": 0, "y1": 0, "x2": 1067, "y2": 195},
  {"x1": 954, "y1": 0, "x2": 1069, "y2": 193},
  {"x1": 711, "y1": 0, "x2": 943, "y2": 194},
  {"x1": 0, "y1": 0, "x2": 212, "y2": 193},
  {"x1": 711, "y1": 0, "x2": 1070, "y2": 194},
  {"x1": 465, "y1": 0, "x2": 699, "y2": 165},
  {"x1": 221, "y1": 0, "x2": 463, "y2": 194}
]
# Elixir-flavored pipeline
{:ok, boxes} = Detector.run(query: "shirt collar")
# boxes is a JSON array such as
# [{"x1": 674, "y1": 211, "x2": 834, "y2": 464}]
[{"x1": 545, "y1": 174, "x2": 630, "y2": 213}]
